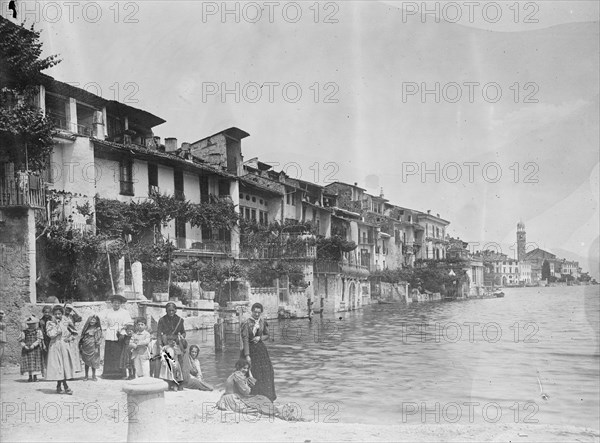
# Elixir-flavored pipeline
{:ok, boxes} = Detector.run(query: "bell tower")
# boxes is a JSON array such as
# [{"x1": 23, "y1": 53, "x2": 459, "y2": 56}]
[{"x1": 517, "y1": 221, "x2": 526, "y2": 261}]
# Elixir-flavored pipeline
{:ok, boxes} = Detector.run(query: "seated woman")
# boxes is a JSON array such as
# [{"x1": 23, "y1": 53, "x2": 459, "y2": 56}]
[
  {"x1": 216, "y1": 359, "x2": 294, "y2": 420},
  {"x1": 182, "y1": 345, "x2": 213, "y2": 391}
]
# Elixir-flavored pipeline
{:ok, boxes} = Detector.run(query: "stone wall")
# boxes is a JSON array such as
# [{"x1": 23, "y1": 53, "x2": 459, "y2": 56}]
[
  {"x1": 0, "y1": 207, "x2": 36, "y2": 363},
  {"x1": 379, "y1": 282, "x2": 409, "y2": 303}
]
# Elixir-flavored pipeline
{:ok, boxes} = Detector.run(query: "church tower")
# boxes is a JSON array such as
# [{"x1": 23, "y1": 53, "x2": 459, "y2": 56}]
[{"x1": 517, "y1": 221, "x2": 526, "y2": 261}]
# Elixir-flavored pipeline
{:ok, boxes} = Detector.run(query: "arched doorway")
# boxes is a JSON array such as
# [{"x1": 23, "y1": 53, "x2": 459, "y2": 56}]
[{"x1": 349, "y1": 282, "x2": 356, "y2": 310}]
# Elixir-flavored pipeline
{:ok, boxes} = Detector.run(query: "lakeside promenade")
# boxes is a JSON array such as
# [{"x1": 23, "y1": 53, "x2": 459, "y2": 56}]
[{"x1": 1, "y1": 365, "x2": 598, "y2": 442}]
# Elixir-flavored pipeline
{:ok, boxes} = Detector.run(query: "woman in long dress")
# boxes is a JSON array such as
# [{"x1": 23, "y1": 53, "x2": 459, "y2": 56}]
[
  {"x1": 240, "y1": 302, "x2": 276, "y2": 401},
  {"x1": 100, "y1": 295, "x2": 132, "y2": 379},
  {"x1": 182, "y1": 345, "x2": 213, "y2": 391}
]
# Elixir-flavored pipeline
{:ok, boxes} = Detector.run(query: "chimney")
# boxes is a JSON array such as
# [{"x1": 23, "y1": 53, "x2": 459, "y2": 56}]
[
  {"x1": 427, "y1": 210, "x2": 431, "y2": 215},
  {"x1": 165, "y1": 137, "x2": 178, "y2": 152},
  {"x1": 181, "y1": 142, "x2": 190, "y2": 151},
  {"x1": 380, "y1": 187, "x2": 384, "y2": 198},
  {"x1": 437, "y1": 213, "x2": 440, "y2": 218},
  {"x1": 354, "y1": 182, "x2": 358, "y2": 187}
]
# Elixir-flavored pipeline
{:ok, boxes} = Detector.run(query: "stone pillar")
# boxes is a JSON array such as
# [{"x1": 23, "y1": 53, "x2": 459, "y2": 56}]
[
  {"x1": 93, "y1": 110, "x2": 105, "y2": 139},
  {"x1": 131, "y1": 261, "x2": 143, "y2": 298},
  {"x1": 68, "y1": 97, "x2": 77, "y2": 133},
  {"x1": 229, "y1": 180, "x2": 240, "y2": 259},
  {"x1": 122, "y1": 377, "x2": 168, "y2": 442}
]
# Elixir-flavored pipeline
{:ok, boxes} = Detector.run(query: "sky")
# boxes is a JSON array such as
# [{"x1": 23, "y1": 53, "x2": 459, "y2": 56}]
[{"x1": 3, "y1": 1, "x2": 599, "y2": 277}]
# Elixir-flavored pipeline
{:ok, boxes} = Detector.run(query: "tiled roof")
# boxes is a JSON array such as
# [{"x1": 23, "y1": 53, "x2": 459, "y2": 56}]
[
  {"x1": 91, "y1": 138, "x2": 235, "y2": 178},
  {"x1": 239, "y1": 175, "x2": 284, "y2": 196}
]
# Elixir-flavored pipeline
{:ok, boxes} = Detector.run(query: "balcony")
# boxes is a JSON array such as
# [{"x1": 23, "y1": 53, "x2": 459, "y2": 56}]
[
  {"x1": 0, "y1": 172, "x2": 46, "y2": 208},
  {"x1": 47, "y1": 112, "x2": 93, "y2": 137},
  {"x1": 76, "y1": 124, "x2": 93, "y2": 137},
  {"x1": 240, "y1": 241, "x2": 317, "y2": 259},
  {"x1": 189, "y1": 240, "x2": 231, "y2": 254},
  {"x1": 314, "y1": 260, "x2": 370, "y2": 276},
  {"x1": 47, "y1": 112, "x2": 70, "y2": 132}
]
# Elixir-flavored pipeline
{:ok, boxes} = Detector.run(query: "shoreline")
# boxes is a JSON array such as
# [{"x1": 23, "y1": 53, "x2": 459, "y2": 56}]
[{"x1": 1, "y1": 365, "x2": 598, "y2": 442}]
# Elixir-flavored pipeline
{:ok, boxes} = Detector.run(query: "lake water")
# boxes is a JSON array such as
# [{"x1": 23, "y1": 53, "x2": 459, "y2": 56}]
[{"x1": 187, "y1": 285, "x2": 599, "y2": 427}]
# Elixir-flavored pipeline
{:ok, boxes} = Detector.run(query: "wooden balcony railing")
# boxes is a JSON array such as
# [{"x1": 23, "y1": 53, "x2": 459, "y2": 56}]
[
  {"x1": 314, "y1": 260, "x2": 370, "y2": 275},
  {"x1": 189, "y1": 240, "x2": 231, "y2": 254},
  {"x1": 0, "y1": 173, "x2": 46, "y2": 208},
  {"x1": 240, "y1": 241, "x2": 317, "y2": 259}
]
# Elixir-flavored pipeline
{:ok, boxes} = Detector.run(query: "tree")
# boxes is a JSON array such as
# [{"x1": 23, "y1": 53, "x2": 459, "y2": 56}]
[{"x1": 0, "y1": 17, "x2": 60, "y2": 170}]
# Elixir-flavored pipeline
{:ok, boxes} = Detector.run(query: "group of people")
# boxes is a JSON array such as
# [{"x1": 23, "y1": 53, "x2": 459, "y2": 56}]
[
  {"x1": 13, "y1": 297, "x2": 287, "y2": 419},
  {"x1": 15, "y1": 296, "x2": 214, "y2": 394}
]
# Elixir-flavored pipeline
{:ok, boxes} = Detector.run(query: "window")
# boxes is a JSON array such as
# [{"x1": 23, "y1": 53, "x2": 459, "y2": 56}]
[
  {"x1": 259, "y1": 211, "x2": 264, "y2": 224},
  {"x1": 251, "y1": 209, "x2": 256, "y2": 221},
  {"x1": 218, "y1": 180, "x2": 230, "y2": 197},
  {"x1": 199, "y1": 175, "x2": 209, "y2": 203},
  {"x1": 259, "y1": 199, "x2": 263, "y2": 205},
  {"x1": 252, "y1": 196, "x2": 256, "y2": 202},
  {"x1": 119, "y1": 158, "x2": 134, "y2": 195},
  {"x1": 174, "y1": 170, "x2": 184, "y2": 200},
  {"x1": 175, "y1": 217, "x2": 186, "y2": 248},
  {"x1": 245, "y1": 208, "x2": 250, "y2": 220},
  {"x1": 148, "y1": 163, "x2": 158, "y2": 195}
]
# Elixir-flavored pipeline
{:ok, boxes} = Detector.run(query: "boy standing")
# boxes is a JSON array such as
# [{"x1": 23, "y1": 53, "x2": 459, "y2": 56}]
[{"x1": 130, "y1": 317, "x2": 151, "y2": 378}]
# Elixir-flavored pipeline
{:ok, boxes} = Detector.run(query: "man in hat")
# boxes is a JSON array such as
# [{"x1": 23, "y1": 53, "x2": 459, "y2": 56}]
[{"x1": 99, "y1": 294, "x2": 132, "y2": 379}]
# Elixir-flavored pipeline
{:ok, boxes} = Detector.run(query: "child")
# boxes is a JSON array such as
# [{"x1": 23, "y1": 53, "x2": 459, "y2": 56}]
[
  {"x1": 20, "y1": 316, "x2": 43, "y2": 382},
  {"x1": 148, "y1": 332, "x2": 160, "y2": 378},
  {"x1": 130, "y1": 317, "x2": 151, "y2": 378},
  {"x1": 62, "y1": 305, "x2": 82, "y2": 375},
  {"x1": 46, "y1": 305, "x2": 75, "y2": 394},
  {"x1": 39, "y1": 306, "x2": 52, "y2": 377},
  {"x1": 79, "y1": 315, "x2": 102, "y2": 381},
  {"x1": 119, "y1": 322, "x2": 135, "y2": 380},
  {"x1": 0, "y1": 310, "x2": 6, "y2": 365},
  {"x1": 159, "y1": 335, "x2": 183, "y2": 391}
]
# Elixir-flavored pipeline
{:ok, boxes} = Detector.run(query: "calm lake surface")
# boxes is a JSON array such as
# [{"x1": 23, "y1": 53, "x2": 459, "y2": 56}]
[{"x1": 187, "y1": 285, "x2": 599, "y2": 427}]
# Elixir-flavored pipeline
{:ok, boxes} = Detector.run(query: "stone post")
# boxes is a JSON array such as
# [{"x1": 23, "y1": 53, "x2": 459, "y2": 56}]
[{"x1": 122, "y1": 377, "x2": 168, "y2": 442}]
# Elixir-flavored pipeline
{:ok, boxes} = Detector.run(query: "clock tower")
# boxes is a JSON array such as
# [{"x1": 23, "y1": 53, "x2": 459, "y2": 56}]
[{"x1": 517, "y1": 221, "x2": 526, "y2": 261}]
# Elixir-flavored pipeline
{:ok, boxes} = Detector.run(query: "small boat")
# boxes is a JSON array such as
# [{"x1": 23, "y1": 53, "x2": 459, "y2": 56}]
[{"x1": 493, "y1": 289, "x2": 505, "y2": 298}]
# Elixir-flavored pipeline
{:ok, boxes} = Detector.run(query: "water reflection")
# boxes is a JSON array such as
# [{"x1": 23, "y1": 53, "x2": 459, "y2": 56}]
[{"x1": 187, "y1": 286, "x2": 599, "y2": 427}]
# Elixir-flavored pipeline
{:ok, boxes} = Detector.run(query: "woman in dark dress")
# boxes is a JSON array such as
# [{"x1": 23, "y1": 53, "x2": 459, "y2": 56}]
[
  {"x1": 156, "y1": 302, "x2": 186, "y2": 369},
  {"x1": 240, "y1": 302, "x2": 276, "y2": 401}
]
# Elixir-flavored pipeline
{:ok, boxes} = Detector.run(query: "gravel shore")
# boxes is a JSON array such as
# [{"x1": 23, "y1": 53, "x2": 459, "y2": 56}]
[{"x1": 1, "y1": 365, "x2": 598, "y2": 442}]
